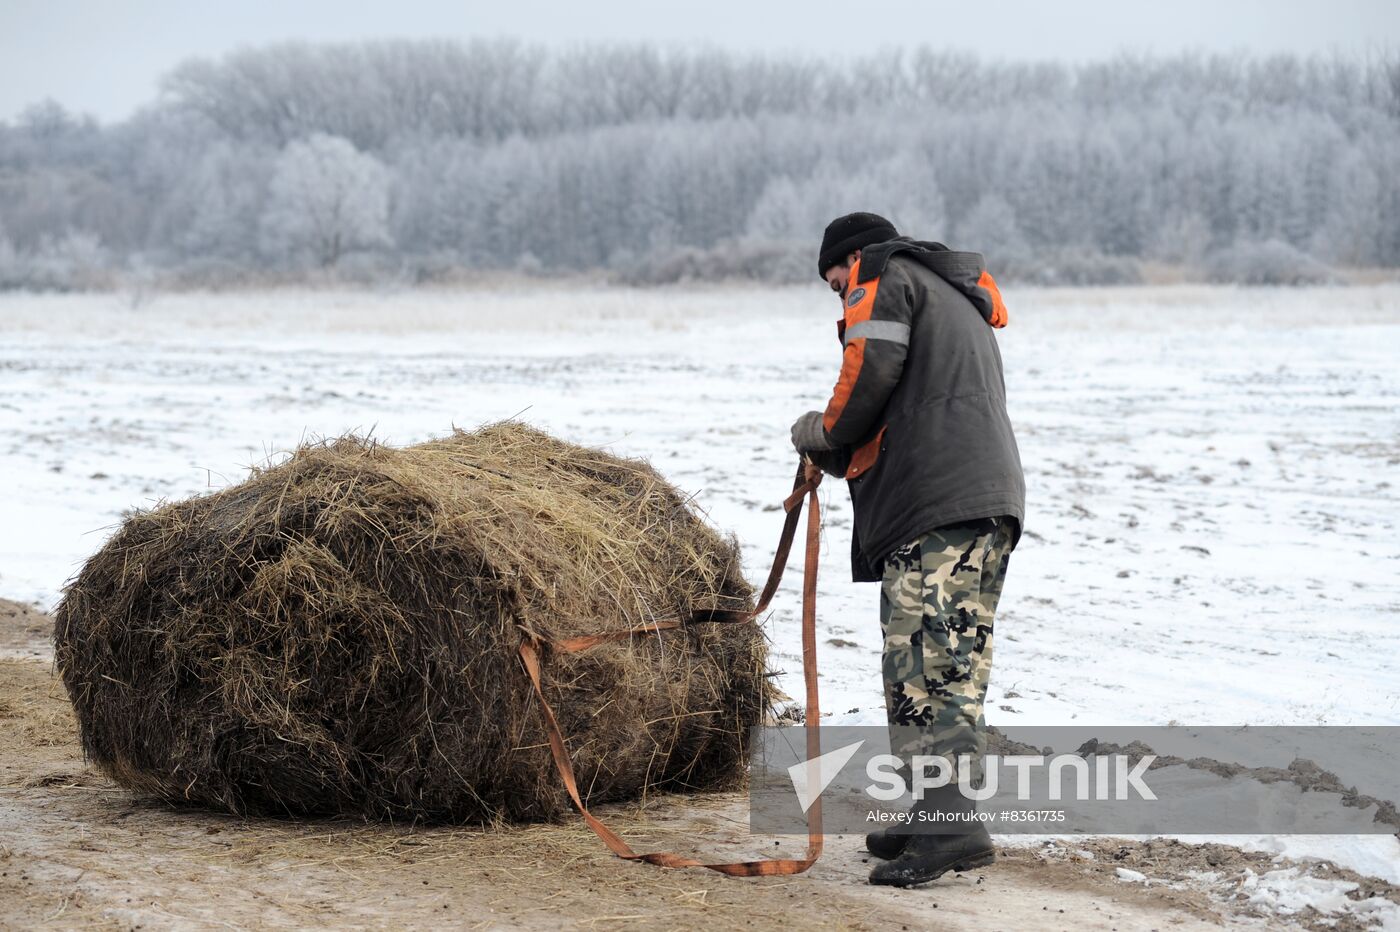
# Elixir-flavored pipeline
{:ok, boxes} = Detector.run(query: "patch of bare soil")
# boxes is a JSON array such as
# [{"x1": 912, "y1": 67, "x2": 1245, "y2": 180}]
[
  {"x1": 0, "y1": 597, "x2": 1384, "y2": 930},
  {"x1": 0, "y1": 596, "x2": 52, "y2": 661}
]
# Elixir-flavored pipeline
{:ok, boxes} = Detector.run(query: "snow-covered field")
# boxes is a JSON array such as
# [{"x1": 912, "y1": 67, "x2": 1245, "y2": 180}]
[
  {"x1": 4, "y1": 283, "x2": 1400, "y2": 903},
  {"x1": 3, "y1": 283, "x2": 1398, "y2": 727}
]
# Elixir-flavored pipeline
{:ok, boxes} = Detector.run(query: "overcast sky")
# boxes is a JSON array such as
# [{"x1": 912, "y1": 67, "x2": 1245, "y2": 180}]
[{"x1": 4, "y1": 0, "x2": 1399, "y2": 123}]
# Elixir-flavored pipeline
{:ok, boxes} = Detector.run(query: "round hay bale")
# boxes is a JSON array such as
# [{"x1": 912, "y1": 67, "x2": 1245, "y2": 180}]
[{"x1": 55, "y1": 422, "x2": 768, "y2": 822}]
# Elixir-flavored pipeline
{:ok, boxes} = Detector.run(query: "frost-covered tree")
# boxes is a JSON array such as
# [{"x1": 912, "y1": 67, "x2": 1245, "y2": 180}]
[
  {"x1": 259, "y1": 134, "x2": 391, "y2": 268},
  {"x1": 956, "y1": 194, "x2": 1030, "y2": 267},
  {"x1": 2, "y1": 43, "x2": 1398, "y2": 286},
  {"x1": 148, "y1": 141, "x2": 274, "y2": 263},
  {"x1": 1147, "y1": 209, "x2": 1213, "y2": 268},
  {"x1": 746, "y1": 155, "x2": 947, "y2": 246},
  {"x1": 0, "y1": 223, "x2": 19, "y2": 288},
  {"x1": 1312, "y1": 149, "x2": 1384, "y2": 266}
]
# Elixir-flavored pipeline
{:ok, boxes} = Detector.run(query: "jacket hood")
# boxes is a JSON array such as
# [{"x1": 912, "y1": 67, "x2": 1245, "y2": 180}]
[{"x1": 856, "y1": 237, "x2": 1004, "y2": 328}]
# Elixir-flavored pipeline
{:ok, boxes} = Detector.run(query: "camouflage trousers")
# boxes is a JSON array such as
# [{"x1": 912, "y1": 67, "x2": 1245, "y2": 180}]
[{"x1": 879, "y1": 516, "x2": 1015, "y2": 786}]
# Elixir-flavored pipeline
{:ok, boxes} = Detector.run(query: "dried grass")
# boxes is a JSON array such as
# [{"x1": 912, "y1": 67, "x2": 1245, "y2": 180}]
[{"x1": 54, "y1": 421, "x2": 766, "y2": 822}]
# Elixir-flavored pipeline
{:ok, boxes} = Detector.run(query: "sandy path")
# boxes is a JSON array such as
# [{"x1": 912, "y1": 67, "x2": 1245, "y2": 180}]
[
  {"x1": 0, "y1": 650, "x2": 1223, "y2": 931},
  {"x1": 10, "y1": 599, "x2": 1397, "y2": 930}
]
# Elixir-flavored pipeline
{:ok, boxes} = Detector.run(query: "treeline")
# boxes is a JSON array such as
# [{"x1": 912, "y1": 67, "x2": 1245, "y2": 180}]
[{"x1": 1, "y1": 40, "x2": 1398, "y2": 289}]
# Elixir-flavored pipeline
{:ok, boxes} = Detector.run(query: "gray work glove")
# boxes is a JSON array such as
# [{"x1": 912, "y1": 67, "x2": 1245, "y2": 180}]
[{"x1": 790, "y1": 410, "x2": 836, "y2": 453}]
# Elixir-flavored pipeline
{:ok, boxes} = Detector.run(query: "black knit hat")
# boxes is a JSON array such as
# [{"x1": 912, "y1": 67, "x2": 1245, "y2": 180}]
[{"x1": 817, "y1": 212, "x2": 898, "y2": 279}]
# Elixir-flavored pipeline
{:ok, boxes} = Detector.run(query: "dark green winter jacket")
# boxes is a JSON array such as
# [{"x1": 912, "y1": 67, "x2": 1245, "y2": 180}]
[{"x1": 810, "y1": 238, "x2": 1025, "y2": 581}]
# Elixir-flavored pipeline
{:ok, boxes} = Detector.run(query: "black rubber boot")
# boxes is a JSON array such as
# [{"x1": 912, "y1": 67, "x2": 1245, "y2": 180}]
[
  {"x1": 868, "y1": 785, "x2": 995, "y2": 887},
  {"x1": 864, "y1": 827, "x2": 909, "y2": 860},
  {"x1": 867, "y1": 822, "x2": 996, "y2": 887}
]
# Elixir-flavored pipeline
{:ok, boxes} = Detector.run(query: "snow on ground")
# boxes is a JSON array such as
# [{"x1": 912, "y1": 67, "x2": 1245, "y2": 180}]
[
  {"x1": 4, "y1": 283, "x2": 1395, "y2": 729},
  {"x1": 1234, "y1": 864, "x2": 1400, "y2": 927},
  {"x1": 3, "y1": 283, "x2": 1398, "y2": 884}
]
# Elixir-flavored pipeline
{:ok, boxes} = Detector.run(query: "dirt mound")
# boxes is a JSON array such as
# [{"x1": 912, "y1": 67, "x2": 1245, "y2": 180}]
[{"x1": 53, "y1": 422, "x2": 766, "y2": 822}]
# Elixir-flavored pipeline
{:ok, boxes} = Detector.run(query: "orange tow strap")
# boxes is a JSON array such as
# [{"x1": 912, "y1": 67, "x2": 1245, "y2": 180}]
[{"x1": 517, "y1": 461, "x2": 825, "y2": 875}]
